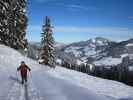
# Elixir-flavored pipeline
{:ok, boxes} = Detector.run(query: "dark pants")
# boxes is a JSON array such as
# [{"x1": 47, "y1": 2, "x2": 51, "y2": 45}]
[{"x1": 21, "y1": 75, "x2": 27, "y2": 84}]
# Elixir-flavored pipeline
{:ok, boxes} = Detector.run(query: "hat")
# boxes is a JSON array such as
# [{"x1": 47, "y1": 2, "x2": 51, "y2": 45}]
[{"x1": 21, "y1": 61, "x2": 25, "y2": 64}]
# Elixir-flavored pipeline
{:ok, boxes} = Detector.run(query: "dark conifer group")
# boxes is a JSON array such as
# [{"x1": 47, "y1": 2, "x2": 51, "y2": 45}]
[{"x1": 0, "y1": 0, "x2": 28, "y2": 49}]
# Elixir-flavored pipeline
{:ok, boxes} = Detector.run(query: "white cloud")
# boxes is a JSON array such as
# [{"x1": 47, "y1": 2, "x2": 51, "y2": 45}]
[
  {"x1": 65, "y1": 4, "x2": 98, "y2": 12},
  {"x1": 33, "y1": 0, "x2": 97, "y2": 12},
  {"x1": 27, "y1": 25, "x2": 133, "y2": 42},
  {"x1": 54, "y1": 26, "x2": 133, "y2": 41},
  {"x1": 66, "y1": 5, "x2": 89, "y2": 11},
  {"x1": 34, "y1": 0, "x2": 57, "y2": 3},
  {"x1": 54, "y1": 26, "x2": 132, "y2": 34},
  {"x1": 128, "y1": 16, "x2": 133, "y2": 20}
]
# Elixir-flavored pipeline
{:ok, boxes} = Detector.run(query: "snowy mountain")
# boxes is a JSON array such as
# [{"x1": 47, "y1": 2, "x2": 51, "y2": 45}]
[
  {"x1": 62, "y1": 37, "x2": 115, "y2": 64},
  {"x1": 1, "y1": 44, "x2": 133, "y2": 100},
  {"x1": 62, "y1": 38, "x2": 133, "y2": 66},
  {"x1": 96, "y1": 39, "x2": 133, "y2": 66},
  {"x1": 104, "y1": 39, "x2": 133, "y2": 58}
]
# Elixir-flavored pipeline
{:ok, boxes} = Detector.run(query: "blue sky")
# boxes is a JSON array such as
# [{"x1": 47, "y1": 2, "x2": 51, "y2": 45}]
[{"x1": 27, "y1": 0, "x2": 133, "y2": 43}]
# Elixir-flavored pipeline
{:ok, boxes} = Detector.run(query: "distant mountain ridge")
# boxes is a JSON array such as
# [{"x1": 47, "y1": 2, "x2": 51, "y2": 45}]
[
  {"x1": 62, "y1": 37, "x2": 116, "y2": 63},
  {"x1": 28, "y1": 37, "x2": 133, "y2": 66}
]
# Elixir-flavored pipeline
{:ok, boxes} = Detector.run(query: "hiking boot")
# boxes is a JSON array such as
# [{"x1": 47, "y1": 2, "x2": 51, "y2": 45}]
[{"x1": 21, "y1": 81, "x2": 24, "y2": 84}]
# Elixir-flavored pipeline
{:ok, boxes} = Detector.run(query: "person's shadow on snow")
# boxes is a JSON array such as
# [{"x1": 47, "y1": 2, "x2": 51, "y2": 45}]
[
  {"x1": 9, "y1": 76, "x2": 22, "y2": 84},
  {"x1": 24, "y1": 83, "x2": 30, "y2": 100}
]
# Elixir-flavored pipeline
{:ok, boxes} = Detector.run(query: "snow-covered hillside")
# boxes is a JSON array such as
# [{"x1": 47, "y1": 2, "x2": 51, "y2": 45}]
[
  {"x1": 94, "y1": 57, "x2": 122, "y2": 66},
  {"x1": 62, "y1": 38, "x2": 133, "y2": 67},
  {"x1": 1, "y1": 44, "x2": 133, "y2": 100},
  {"x1": 64, "y1": 37, "x2": 113, "y2": 62}
]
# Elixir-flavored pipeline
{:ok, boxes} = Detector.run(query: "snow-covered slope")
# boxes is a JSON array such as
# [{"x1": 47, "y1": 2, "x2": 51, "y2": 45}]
[
  {"x1": 49, "y1": 67, "x2": 133, "y2": 99},
  {"x1": 0, "y1": 45, "x2": 43, "y2": 100},
  {"x1": 0, "y1": 44, "x2": 133, "y2": 100}
]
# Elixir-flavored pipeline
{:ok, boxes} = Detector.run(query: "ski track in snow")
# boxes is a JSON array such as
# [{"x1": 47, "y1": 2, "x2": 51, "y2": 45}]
[
  {"x1": 7, "y1": 78, "x2": 43, "y2": 100},
  {"x1": 7, "y1": 82, "x2": 22, "y2": 100}
]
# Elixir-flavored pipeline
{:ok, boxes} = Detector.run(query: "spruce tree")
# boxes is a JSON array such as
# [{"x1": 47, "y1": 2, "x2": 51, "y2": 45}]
[
  {"x1": 16, "y1": 0, "x2": 28, "y2": 49},
  {"x1": 0, "y1": 0, "x2": 9, "y2": 45},
  {"x1": 9, "y1": 0, "x2": 28, "y2": 49},
  {"x1": 40, "y1": 16, "x2": 56, "y2": 68},
  {"x1": 0, "y1": 0, "x2": 28, "y2": 50}
]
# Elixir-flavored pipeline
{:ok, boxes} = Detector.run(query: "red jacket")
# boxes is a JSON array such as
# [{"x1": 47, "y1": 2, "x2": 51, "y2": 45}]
[{"x1": 18, "y1": 64, "x2": 31, "y2": 76}]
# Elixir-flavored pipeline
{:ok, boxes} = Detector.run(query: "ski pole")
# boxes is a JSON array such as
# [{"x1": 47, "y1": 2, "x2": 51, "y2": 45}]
[
  {"x1": 16, "y1": 71, "x2": 18, "y2": 80},
  {"x1": 16, "y1": 70, "x2": 19, "y2": 81},
  {"x1": 28, "y1": 71, "x2": 32, "y2": 83},
  {"x1": 29, "y1": 71, "x2": 32, "y2": 79}
]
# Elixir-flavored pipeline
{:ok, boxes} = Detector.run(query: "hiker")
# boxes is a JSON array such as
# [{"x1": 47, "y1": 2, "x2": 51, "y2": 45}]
[{"x1": 17, "y1": 61, "x2": 31, "y2": 84}]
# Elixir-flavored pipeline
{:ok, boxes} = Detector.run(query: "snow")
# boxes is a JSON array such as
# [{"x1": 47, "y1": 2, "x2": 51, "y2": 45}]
[
  {"x1": 89, "y1": 64, "x2": 95, "y2": 71},
  {"x1": 94, "y1": 57, "x2": 122, "y2": 66},
  {"x1": 48, "y1": 67, "x2": 133, "y2": 99},
  {"x1": 56, "y1": 59, "x2": 62, "y2": 65},
  {"x1": 89, "y1": 43, "x2": 96, "y2": 48},
  {"x1": 64, "y1": 45, "x2": 97, "y2": 61},
  {"x1": 129, "y1": 65, "x2": 133, "y2": 71},
  {"x1": 121, "y1": 54, "x2": 129, "y2": 58},
  {"x1": 120, "y1": 54, "x2": 133, "y2": 58},
  {"x1": 91, "y1": 39, "x2": 96, "y2": 43},
  {"x1": 65, "y1": 46, "x2": 83, "y2": 57},
  {"x1": 38, "y1": 59, "x2": 44, "y2": 63},
  {"x1": 84, "y1": 46, "x2": 97, "y2": 56},
  {"x1": 0, "y1": 44, "x2": 133, "y2": 100},
  {"x1": 126, "y1": 43, "x2": 133, "y2": 47},
  {"x1": 97, "y1": 40, "x2": 104, "y2": 45},
  {"x1": 90, "y1": 38, "x2": 109, "y2": 46},
  {"x1": 76, "y1": 59, "x2": 86, "y2": 65}
]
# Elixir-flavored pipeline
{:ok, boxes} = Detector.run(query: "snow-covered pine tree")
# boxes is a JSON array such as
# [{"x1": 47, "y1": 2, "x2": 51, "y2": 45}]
[
  {"x1": 0, "y1": 0, "x2": 28, "y2": 50},
  {"x1": 39, "y1": 16, "x2": 56, "y2": 68},
  {"x1": 8, "y1": 0, "x2": 28, "y2": 49},
  {"x1": 0, "y1": 1, "x2": 9, "y2": 45},
  {"x1": 16, "y1": 0, "x2": 28, "y2": 49}
]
